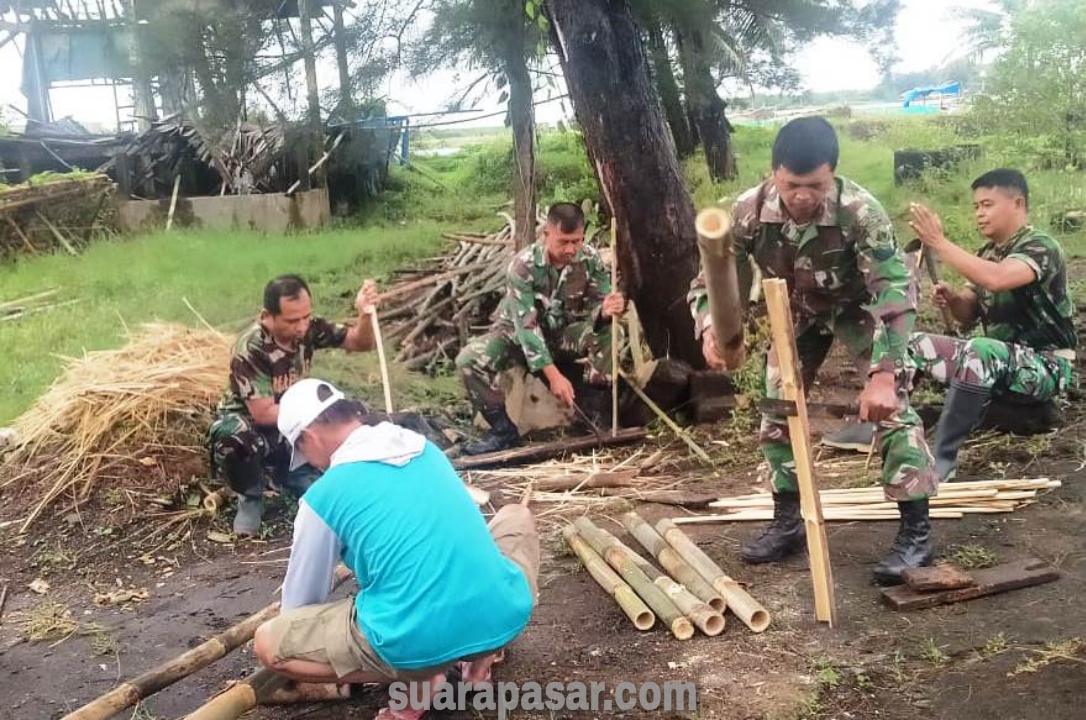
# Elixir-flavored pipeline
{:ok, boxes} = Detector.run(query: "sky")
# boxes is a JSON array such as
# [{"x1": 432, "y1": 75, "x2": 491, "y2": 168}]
[{"x1": 0, "y1": 0, "x2": 994, "y2": 132}]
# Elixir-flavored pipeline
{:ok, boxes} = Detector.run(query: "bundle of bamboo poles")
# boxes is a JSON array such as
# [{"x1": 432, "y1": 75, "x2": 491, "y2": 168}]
[
  {"x1": 4, "y1": 323, "x2": 232, "y2": 530},
  {"x1": 563, "y1": 512, "x2": 769, "y2": 639},
  {"x1": 378, "y1": 216, "x2": 524, "y2": 373},
  {"x1": 674, "y1": 478, "x2": 1061, "y2": 525}
]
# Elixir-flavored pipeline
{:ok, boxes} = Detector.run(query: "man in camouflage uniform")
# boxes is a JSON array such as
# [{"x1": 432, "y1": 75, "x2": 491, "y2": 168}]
[
  {"x1": 689, "y1": 117, "x2": 937, "y2": 585},
  {"x1": 208, "y1": 274, "x2": 380, "y2": 535},
  {"x1": 908, "y1": 168, "x2": 1077, "y2": 481},
  {"x1": 456, "y1": 203, "x2": 626, "y2": 455}
]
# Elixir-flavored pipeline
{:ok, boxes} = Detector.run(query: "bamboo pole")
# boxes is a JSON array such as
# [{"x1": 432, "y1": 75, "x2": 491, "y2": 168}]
[
  {"x1": 620, "y1": 511, "x2": 725, "y2": 612},
  {"x1": 562, "y1": 526, "x2": 655, "y2": 630},
  {"x1": 615, "y1": 367, "x2": 713, "y2": 465},
  {"x1": 370, "y1": 309, "x2": 394, "y2": 414},
  {"x1": 654, "y1": 518, "x2": 771, "y2": 633},
  {"x1": 763, "y1": 278, "x2": 836, "y2": 625},
  {"x1": 61, "y1": 567, "x2": 353, "y2": 720},
  {"x1": 610, "y1": 218, "x2": 619, "y2": 437},
  {"x1": 573, "y1": 517, "x2": 694, "y2": 640},
  {"x1": 695, "y1": 207, "x2": 745, "y2": 371},
  {"x1": 185, "y1": 665, "x2": 285, "y2": 720},
  {"x1": 675, "y1": 509, "x2": 969, "y2": 524}
]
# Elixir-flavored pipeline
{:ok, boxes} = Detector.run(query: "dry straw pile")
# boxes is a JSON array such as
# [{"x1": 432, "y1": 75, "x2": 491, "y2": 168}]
[{"x1": 4, "y1": 323, "x2": 231, "y2": 530}]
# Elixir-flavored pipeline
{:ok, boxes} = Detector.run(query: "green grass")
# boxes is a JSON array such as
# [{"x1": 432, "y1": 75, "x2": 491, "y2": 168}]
[
  {"x1": 5, "y1": 115, "x2": 1086, "y2": 423},
  {"x1": 0, "y1": 221, "x2": 448, "y2": 423}
]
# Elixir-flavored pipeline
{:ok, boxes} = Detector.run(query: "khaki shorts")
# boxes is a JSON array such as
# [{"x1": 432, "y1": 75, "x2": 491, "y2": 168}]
[{"x1": 262, "y1": 504, "x2": 540, "y2": 679}]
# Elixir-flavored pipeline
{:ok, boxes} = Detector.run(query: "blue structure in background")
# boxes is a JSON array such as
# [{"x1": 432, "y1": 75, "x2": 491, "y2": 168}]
[{"x1": 901, "y1": 82, "x2": 962, "y2": 108}]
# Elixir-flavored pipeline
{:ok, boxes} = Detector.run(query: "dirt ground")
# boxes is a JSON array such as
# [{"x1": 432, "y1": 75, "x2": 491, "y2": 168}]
[{"x1": 2, "y1": 346, "x2": 1085, "y2": 720}]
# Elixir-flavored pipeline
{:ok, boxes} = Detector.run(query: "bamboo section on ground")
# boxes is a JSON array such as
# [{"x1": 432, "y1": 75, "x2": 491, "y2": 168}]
[
  {"x1": 573, "y1": 517, "x2": 694, "y2": 640},
  {"x1": 620, "y1": 511, "x2": 725, "y2": 613},
  {"x1": 562, "y1": 526, "x2": 655, "y2": 630},
  {"x1": 655, "y1": 518, "x2": 771, "y2": 633},
  {"x1": 577, "y1": 519, "x2": 722, "y2": 636}
]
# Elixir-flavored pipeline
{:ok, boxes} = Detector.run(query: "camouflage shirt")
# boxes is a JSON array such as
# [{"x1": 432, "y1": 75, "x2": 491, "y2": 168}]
[
  {"x1": 689, "y1": 176, "x2": 918, "y2": 376},
  {"x1": 217, "y1": 317, "x2": 348, "y2": 417},
  {"x1": 972, "y1": 224, "x2": 1077, "y2": 351},
  {"x1": 496, "y1": 241, "x2": 611, "y2": 372}
]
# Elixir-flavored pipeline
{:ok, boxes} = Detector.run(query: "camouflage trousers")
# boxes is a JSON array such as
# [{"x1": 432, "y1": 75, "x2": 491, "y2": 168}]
[
  {"x1": 207, "y1": 412, "x2": 321, "y2": 497},
  {"x1": 908, "y1": 333, "x2": 1074, "y2": 401},
  {"x1": 455, "y1": 321, "x2": 613, "y2": 411},
  {"x1": 762, "y1": 314, "x2": 937, "y2": 501}
]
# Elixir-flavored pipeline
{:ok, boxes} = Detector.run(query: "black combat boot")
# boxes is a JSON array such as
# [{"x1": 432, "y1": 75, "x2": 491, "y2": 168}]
[
  {"x1": 873, "y1": 499, "x2": 934, "y2": 586},
  {"x1": 220, "y1": 447, "x2": 267, "y2": 536},
  {"x1": 741, "y1": 491, "x2": 806, "y2": 563},
  {"x1": 463, "y1": 405, "x2": 521, "y2": 455},
  {"x1": 934, "y1": 380, "x2": 992, "y2": 481}
]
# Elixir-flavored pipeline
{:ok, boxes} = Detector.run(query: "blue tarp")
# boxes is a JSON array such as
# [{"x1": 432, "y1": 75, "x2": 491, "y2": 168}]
[{"x1": 901, "y1": 82, "x2": 961, "y2": 107}]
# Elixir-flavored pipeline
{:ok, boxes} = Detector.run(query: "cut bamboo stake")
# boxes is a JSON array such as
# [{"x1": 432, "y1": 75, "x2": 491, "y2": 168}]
[
  {"x1": 573, "y1": 517, "x2": 694, "y2": 640},
  {"x1": 620, "y1": 511, "x2": 725, "y2": 613},
  {"x1": 616, "y1": 367, "x2": 713, "y2": 465},
  {"x1": 165, "y1": 173, "x2": 181, "y2": 231},
  {"x1": 61, "y1": 567, "x2": 353, "y2": 720},
  {"x1": 610, "y1": 218, "x2": 619, "y2": 437},
  {"x1": 695, "y1": 206, "x2": 745, "y2": 371},
  {"x1": 655, "y1": 518, "x2": 771, "y2": 633},
  {"x1": 562, "y1": 526, "x2": 655, "y2": 631},
  {"x1": 763, "y1": 277, "x2": 836, "y2": 626},
  {"x1": 370, "y1": 309, "x2": 394, "y2": 413}
]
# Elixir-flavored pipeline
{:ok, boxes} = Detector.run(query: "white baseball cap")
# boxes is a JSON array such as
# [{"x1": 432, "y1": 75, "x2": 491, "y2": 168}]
[{"x1": 277, "y1": 378, "x2": 346, "y2": 470}]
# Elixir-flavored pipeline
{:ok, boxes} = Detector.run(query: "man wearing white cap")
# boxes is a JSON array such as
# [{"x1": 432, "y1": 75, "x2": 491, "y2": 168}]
[{"x1": 253, "y1": 379, "x2": 539, "y2": 719}]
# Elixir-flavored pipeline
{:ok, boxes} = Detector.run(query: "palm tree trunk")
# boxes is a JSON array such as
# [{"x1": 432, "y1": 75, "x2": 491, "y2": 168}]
[
  {"x1": 646, "y1": 22, "x2": 694, "y2": 158},
  {"x1": 506, "y1": 53, "x2": 537, "y2": 250},
  {"x1": 547, "y1": 0, "x2": 702, "y2": 365},
  {"x1": 676, "y1": 28, "x2": 736, "y2": 181}
]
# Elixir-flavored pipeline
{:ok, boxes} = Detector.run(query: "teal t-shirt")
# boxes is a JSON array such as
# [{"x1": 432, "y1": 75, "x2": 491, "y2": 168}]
[{"x1": 303, "y1": 442, "x2": 533, "y2": 670}]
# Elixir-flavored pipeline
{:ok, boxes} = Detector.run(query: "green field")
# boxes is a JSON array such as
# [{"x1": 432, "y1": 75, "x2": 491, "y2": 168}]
[{"x1": 2, "y1": 115, "x2": 1084, "y2": 423}]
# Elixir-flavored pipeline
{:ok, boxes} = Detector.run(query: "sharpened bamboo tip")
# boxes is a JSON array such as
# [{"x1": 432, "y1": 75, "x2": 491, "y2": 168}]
[
  {"x1": 670, "y1": 617, "x2": 696, "y2": 641},
  {"x1": 695, "y1": 207, "x2": 732, "y2": 240},
  {"x1": 615, "y1": 586, "x2": 656, "y2": 631}
]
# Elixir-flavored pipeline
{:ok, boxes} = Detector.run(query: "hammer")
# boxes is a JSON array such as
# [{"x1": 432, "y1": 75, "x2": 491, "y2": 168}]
[{"x1": 905, "y1": 237, "x2": 956, "y2": 334}]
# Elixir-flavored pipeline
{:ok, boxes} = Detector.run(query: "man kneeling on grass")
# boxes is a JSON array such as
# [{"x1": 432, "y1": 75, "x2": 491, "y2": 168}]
[{"x1": 253, "y1": 378, "x2": 538, "y2": 719}]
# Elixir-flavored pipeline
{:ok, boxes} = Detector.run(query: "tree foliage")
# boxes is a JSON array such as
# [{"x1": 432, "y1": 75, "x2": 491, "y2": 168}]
[{"x1": 973, "y1": 0, "x2": 1086, "y2": 167}]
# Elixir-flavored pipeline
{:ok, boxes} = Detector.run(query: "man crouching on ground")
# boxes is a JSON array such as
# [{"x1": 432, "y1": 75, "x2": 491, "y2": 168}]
[{"x1": 253, "y1": 378, "x2": 538, "y2": 719}]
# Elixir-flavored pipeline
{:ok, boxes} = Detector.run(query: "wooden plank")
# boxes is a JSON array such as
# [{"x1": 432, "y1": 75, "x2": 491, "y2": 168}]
[
  {"x1": 610, "y1": 218, "x2": 619, "y2": 437},
  {"x1": 902, "y1": 564, "x2": 976, "y2": 591},
  {"x1": 34, "y1": 209, "x2": 79, "y2": 256},
  {"x1": 450, "y1": 427, "x2": 648, "y2": 470},
  {"x1": 763, "y1": 278, "x2": 837, "y2": 626},
  {"x1": 882, "y1": 558, "x2": 1059, "y2": 611}
]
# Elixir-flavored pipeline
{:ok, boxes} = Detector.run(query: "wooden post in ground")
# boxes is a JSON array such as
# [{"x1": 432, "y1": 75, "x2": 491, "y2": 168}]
[
  {"x1": 610, "y1": 218, "x2": 620, "y2": 436},
  {"x1": 762, "y1": 278, "x2": 836, "y2": 625}
]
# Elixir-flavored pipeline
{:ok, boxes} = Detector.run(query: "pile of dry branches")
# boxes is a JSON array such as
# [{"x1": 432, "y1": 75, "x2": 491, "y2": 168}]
[
  {"x1": 379, "y1": 218, "x2": 524, "y2": 373},
  {"x1": 2, "y1": 323, "x2": 232, "y2": 530}
]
